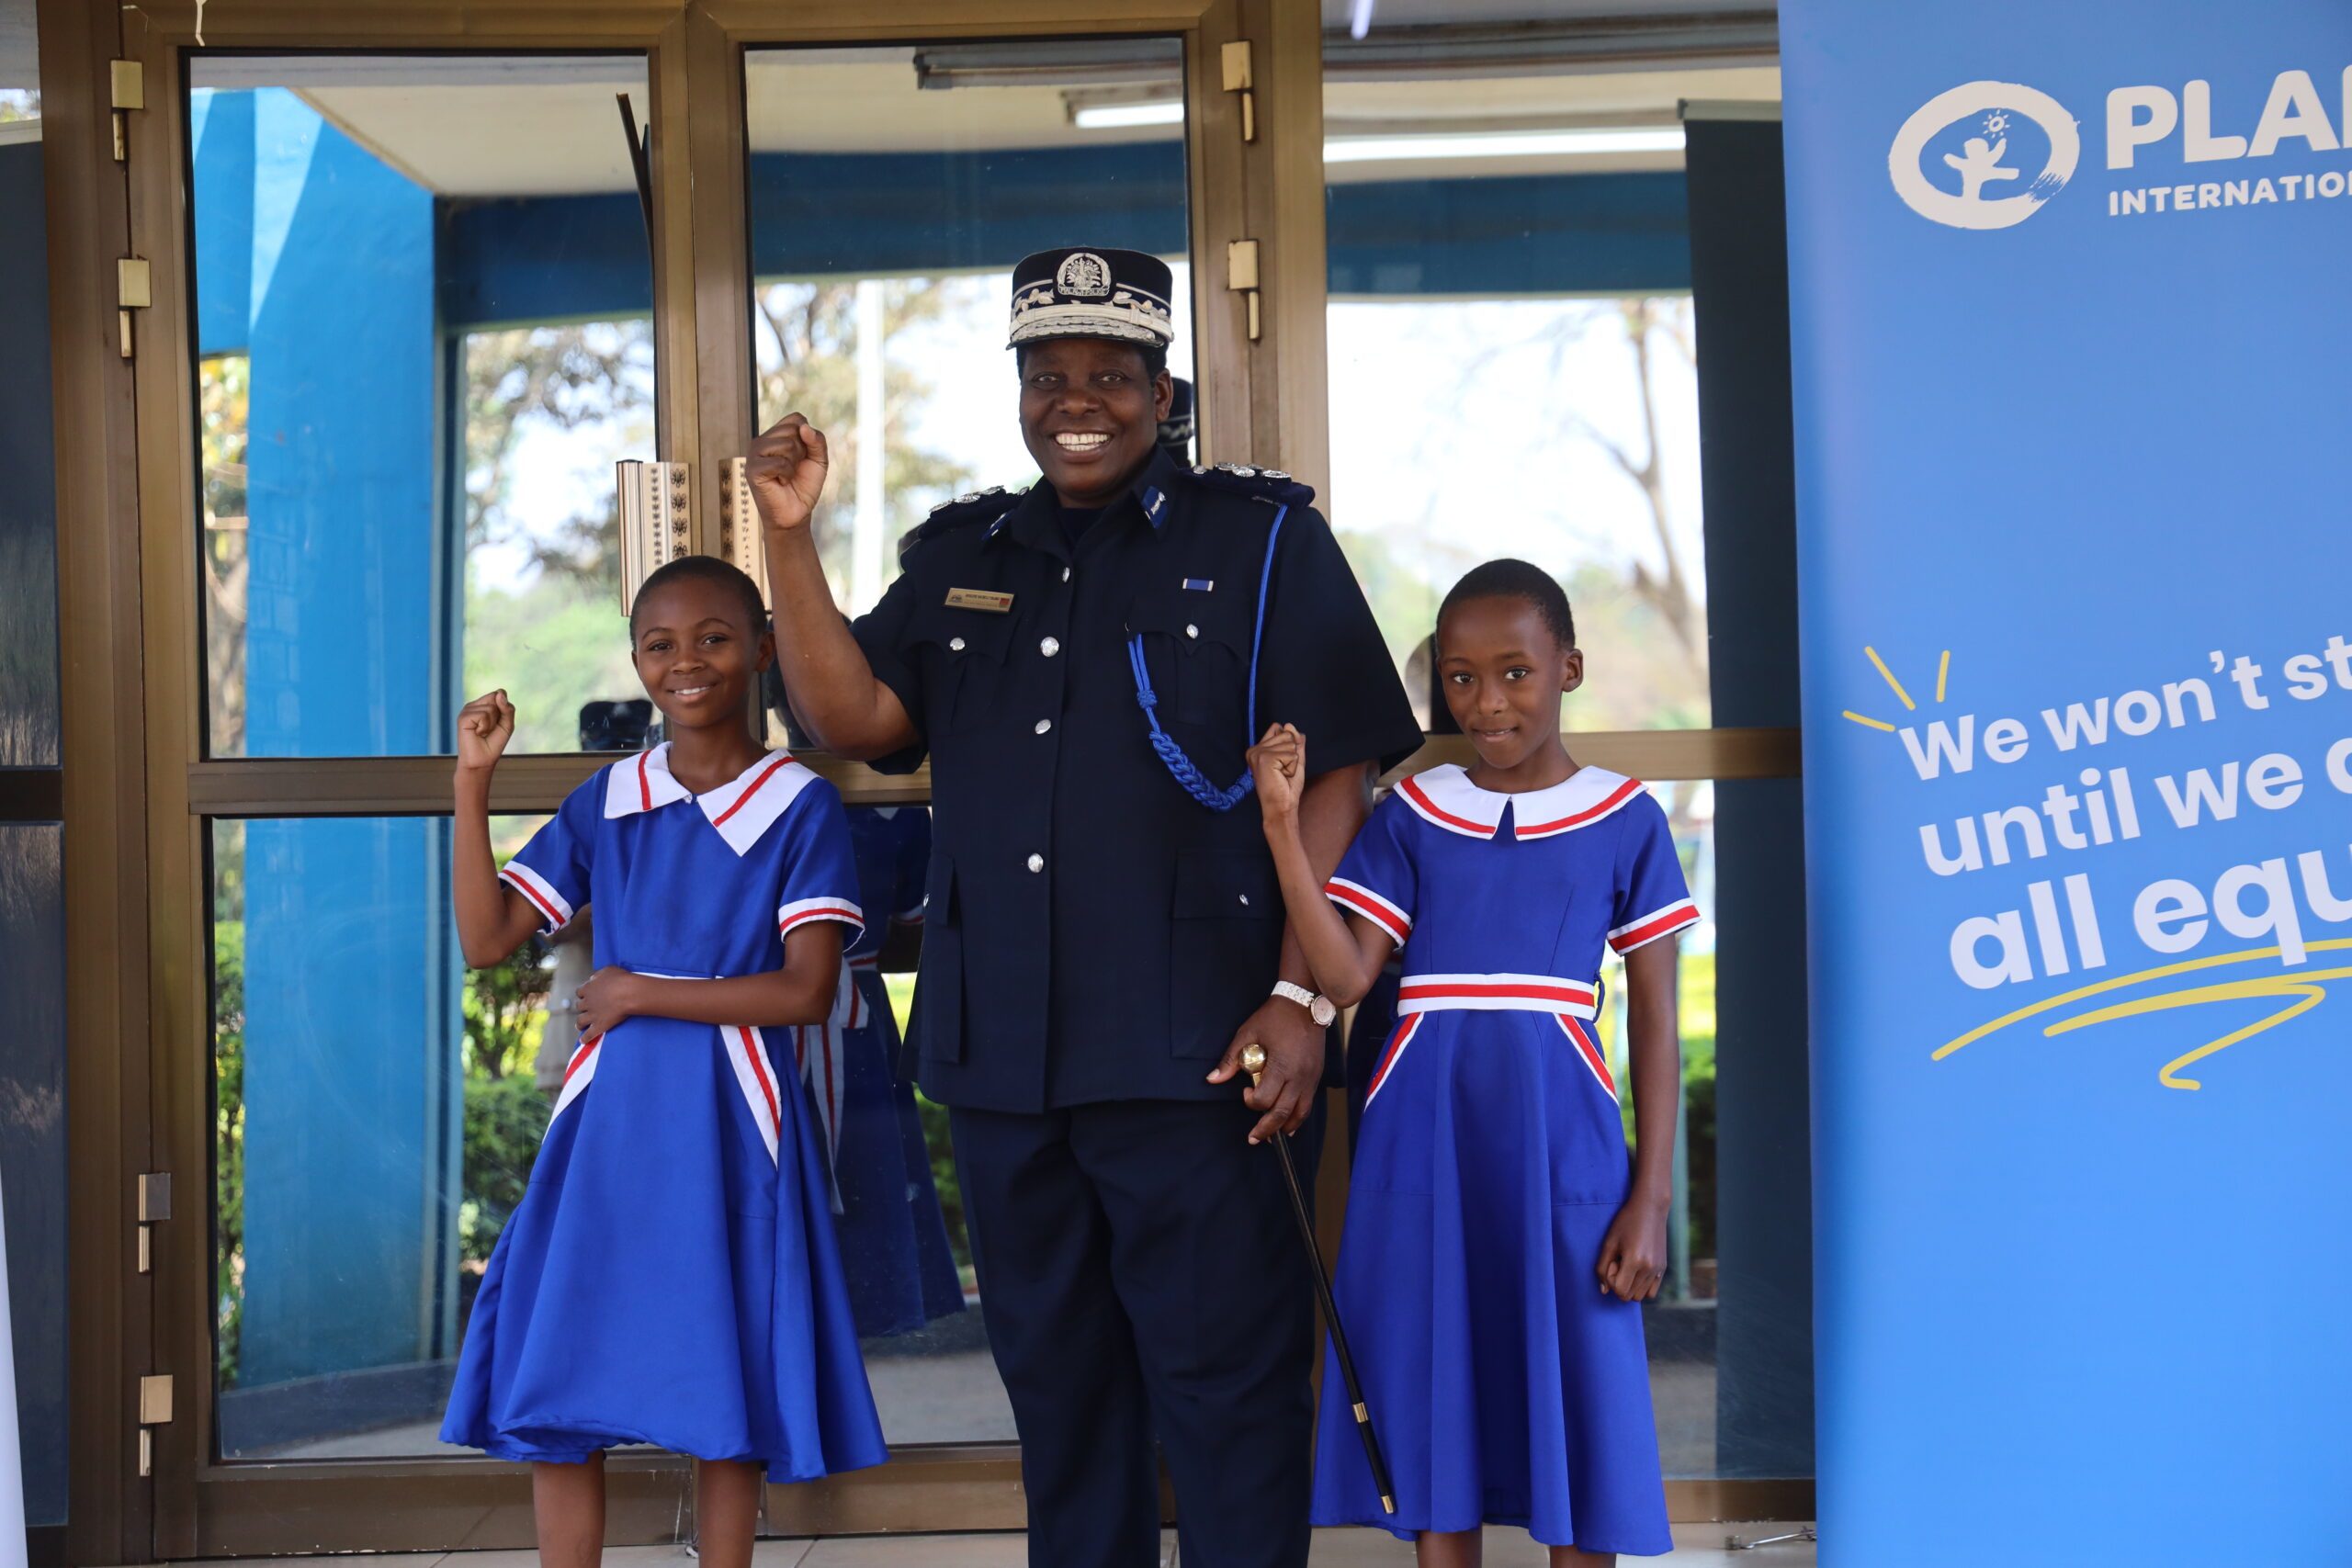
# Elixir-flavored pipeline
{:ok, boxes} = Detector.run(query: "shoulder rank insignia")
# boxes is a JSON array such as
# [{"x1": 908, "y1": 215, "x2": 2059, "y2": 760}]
[
  {"x1": 896, "y1": 485, "x2": 1023, "y2": 566},
  {"x1": 1184, "y1": 462, "x2": 1316, "y2": 508}
]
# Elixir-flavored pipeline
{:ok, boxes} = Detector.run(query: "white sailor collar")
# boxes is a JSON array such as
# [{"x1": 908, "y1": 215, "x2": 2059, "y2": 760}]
[
  {"x1": 1395, "y1": 762, "x2": 1648, "y2": 841},
  {"x1": 604, "y1": 743, "x2": 820, "y2": 856}
]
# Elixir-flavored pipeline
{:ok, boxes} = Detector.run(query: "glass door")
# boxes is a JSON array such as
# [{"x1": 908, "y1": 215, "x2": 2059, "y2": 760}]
[{"x1": 121, "y1": 1, "x2": 1267, "y2": 1555}]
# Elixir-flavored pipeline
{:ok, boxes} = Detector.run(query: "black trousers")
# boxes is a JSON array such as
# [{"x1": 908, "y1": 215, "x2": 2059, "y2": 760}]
[{"x1": 952, "y1": 1097, "x2": 1323, "y2": 1568}]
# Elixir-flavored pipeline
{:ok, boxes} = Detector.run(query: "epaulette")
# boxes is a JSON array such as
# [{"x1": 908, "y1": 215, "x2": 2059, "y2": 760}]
[
  {"x1": 896, "y1": 485, "x2": 1023, "y2": 565},
  {"x1": 1182, "y1": 461, "x2": 1317, "y2": 509}
]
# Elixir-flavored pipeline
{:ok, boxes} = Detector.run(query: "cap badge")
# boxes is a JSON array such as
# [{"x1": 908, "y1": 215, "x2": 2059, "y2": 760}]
[{"x1": 1057, "y1": 251, "x2": 1114, "y2": 299}]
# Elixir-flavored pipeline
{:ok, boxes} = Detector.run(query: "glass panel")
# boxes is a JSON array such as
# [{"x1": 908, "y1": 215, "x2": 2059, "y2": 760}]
[
  {"x1": 188, "y1": 56, "x2": 655, "y2": 759},
  {"x1": 743, "y1": 39, "x2": 1196, "y2": 1445},
  {"x1": 0, "y1": 824, "x2": 67, "y2": 1524},
  {"x1": 1320, "y1": 44, "x2": 1781, "y2": 732},
  {"x1": 0, "y1": 97, "x2": 57, "y2": 768},
  {"x1": 745, "y1": 40, "x2": 1194, "y2": 620},
  {"x1": 215, "y1": 813, "x2": 549, "y2": 1458}
]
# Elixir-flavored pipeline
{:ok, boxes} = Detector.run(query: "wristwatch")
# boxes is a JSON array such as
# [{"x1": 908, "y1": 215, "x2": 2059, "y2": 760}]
[{"x1": 1272, "y1": 979, "x2": 1338, "y2": 1028}]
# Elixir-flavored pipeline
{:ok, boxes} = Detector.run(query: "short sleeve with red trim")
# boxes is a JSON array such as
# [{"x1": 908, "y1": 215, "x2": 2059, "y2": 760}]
[
  {"x1": 775, "y1": 777, "x2": 868, "y2": 946},
  {"x1": 1325, "y1": 792, "x2": 1418, "y2": 952},
  {"x1": 500, "y1": 777, "x2": 600, "y2": 934},
  {"x1": 1608, "y1": 792, "x2": 1699, "y2": 954}
]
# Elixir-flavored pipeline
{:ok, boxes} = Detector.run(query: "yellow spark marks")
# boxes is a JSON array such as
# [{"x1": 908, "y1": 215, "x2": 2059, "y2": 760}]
[
  {"x1": 1935, "y1": 939, "x2": 2352, "y2": 1090},
  {"x1": 1935, "y1": 649, "x2": 1951, "y2": 704},
  {"x1": 1841, "y1": 710, "x2": 1896, "y2": 732},
  {"x1": 1864, "y1": 645, "x2": 1916, "y2": 710}
]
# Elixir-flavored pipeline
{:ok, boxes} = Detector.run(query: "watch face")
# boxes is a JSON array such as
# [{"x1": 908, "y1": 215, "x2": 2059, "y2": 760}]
[{"x1": 1311, "y1": 996, "x2": 1337, "y2": 1028}]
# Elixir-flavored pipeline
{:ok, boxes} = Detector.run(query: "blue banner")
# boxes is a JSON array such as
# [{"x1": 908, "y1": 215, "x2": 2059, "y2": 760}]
[{"x1": 1781, "y1": 5, "x2": 2352, "y2": 1562}]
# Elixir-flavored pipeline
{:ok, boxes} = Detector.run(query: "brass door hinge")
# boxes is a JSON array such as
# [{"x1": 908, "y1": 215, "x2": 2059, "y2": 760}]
[
  {"x1": 117, "y1": 257, "x2": 151, "y2": 359},
  {"x1": 136, "y1": 1171, "x2": 171, "y2": 1275},
  {"x1": 110, "y1": 60, "x2": 143, "y2": 163},
  {"x1": 1227, "y1": 238, "x2": 1262, "y2": 343},
  {"x1": 1221, "y1": 39, "x2": 1256, "y2": 144},
  {"x1": 138, "y1": 1373, "x2": 174, "y2": 1477}
]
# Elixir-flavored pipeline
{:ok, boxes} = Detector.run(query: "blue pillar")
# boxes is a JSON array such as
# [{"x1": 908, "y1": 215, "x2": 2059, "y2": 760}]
[{"x1": 195, "y1": 87, "x2": 458, "y2": 1389}]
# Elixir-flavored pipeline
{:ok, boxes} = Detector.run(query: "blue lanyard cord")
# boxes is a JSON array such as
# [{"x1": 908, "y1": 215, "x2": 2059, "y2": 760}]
[{"x1": 1127, "y1": 503, "x2": 1289, "y2": 812}]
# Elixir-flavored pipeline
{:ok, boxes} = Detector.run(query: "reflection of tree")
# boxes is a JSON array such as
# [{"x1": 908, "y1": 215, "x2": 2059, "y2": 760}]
[
  {"x1": 1509, "y1": 298, "x2": 1702, "y2": 675},
  {"x1": 464, "y1": 321, "x2": 654, "y2": 608},
  {"x1": 199, "y1": 354, "x2": 251, "y2": 754},
  {"x1": 461, "y1": 322, "x2": 655, "y2": 753},
  {"x1": 754, "y1": 278, "x2": 976, "y2": 590}
]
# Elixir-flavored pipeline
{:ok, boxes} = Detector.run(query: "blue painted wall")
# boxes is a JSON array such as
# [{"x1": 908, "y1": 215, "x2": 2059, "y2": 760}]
[
  {"x1": 437, "y1": 149, "x2": 1691, "y2": 332},
  {"x1": 194, "y1": 88, "x2": 460, "y2": 1387}
]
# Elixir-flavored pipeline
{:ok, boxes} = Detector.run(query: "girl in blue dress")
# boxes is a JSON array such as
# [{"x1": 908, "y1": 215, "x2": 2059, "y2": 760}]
[
  {"x1": 442, "y1": 557, "x2": 886, "y2": 1564},
  {"x1": 1250, "y1": 558, "x2": 1695, "y2": 1564}
]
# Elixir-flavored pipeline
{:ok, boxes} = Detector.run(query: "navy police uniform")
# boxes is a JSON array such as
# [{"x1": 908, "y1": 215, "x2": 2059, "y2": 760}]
[{"x1": 850, "y1": 248, "x2": 1420, "y2": 1568}]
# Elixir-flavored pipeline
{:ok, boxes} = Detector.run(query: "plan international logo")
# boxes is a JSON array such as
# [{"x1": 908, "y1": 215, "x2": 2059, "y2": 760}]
[{"x1": 1891, "y1": 65, "x2": 2352, "y2": 227}]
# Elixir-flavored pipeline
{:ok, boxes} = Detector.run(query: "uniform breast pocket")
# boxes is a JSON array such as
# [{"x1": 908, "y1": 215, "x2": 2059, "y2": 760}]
[
  {"x1": 910, "y1": 854, "x2": 964, "y2": 1065},
  {"x1": 1167, "y1": 847, "x2": 1282, "y2": 1059},
  {"x1": 905, "y1": 606, "x2": 1018, "y2": 738},
  {"x1": 1125, "y1": 588, "x2": 1250, "y2": 739}
]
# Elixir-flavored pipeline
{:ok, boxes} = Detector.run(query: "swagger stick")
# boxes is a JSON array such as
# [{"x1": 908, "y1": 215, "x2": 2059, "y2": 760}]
[{"x1": 1240, "y1": 1044, "x2": 1396, "y2": 1515}]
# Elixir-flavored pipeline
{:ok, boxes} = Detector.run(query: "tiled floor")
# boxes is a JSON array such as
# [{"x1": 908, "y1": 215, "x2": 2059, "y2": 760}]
[{"x1": 162, "y1": 1523, "x2": 1815, "y2": 1568}]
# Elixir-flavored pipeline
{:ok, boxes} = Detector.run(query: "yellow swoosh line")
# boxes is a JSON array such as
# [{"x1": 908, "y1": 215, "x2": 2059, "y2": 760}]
[
  {"x1": 1933, "y1": 938, "x2": 2352, "y2": 1062},
  {"x1": 1864, "y1": 646, "x2": 1916, "y2": 710},
  {"x1": 1935, "y1": 649, "x2": 1951, "y2": 704},
  {"x1": 1841, "y1": 710, "x2": 1896, "y2": 732},
  {"x1": 2042, "y1": 972, "x2": 2347, "y2": 1089}
]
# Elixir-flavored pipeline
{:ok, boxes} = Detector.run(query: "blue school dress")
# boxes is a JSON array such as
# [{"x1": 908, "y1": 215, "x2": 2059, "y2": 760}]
[
  {"x1": 823, "y1": 806, "x2": 967, "y2": 1337},
  {"x1": 440, "y1": 745, "x2": 888, "y2": 1482},
  {"x1": 1310, "y1": 763, "x2": 1699, "y2": 1553}
]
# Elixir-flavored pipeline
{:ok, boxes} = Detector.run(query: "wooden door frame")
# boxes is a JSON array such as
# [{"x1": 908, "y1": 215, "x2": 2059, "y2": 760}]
[
  {"x1": 63, "y1": 0, "x2": 1809, "y2": 1555},
  {"x1": 96, "y1": 0, "x2": 1280, "y2": 1554}
]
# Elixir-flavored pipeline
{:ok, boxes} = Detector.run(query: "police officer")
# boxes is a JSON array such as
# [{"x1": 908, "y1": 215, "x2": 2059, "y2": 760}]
[{"x1": 750, "y1": 247, "x2": 1420, "y2": 1568}]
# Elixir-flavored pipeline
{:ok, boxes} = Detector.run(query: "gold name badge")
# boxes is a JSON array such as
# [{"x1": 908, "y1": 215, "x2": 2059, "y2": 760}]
[{"x1": 945, "y1": 588, "x2": 1014, "y2": 613}]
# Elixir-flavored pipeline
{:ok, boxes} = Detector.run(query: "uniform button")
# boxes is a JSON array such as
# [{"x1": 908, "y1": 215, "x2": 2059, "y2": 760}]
[
  {"x1": 1035, "y1": 718, "x2": 1053, "y2": 735},
  {"x1": 1186, "y1": 624, "x2": 1200, "y2": 639},
  {"x1": 1238, "y1": 893, "x2": 1250, "y2": 907},
  {"x1": 1061, "y1": 566, "x2": 1072, "y2": 582},
  {"x1": 1040, "y1": 637, "x2": 1061, "y2": 658},
  {"x1": 1027, "y1": 853, "x2": 1045, "y2": 874},
  {"x1": 949, "y1": 636, "x2": 966, "y2": 652}
]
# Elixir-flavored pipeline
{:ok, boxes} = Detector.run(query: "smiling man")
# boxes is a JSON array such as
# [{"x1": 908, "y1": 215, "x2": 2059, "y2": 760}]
[{"x1": 750, "y1": 247, "x2": 1420, "y2": 1568}]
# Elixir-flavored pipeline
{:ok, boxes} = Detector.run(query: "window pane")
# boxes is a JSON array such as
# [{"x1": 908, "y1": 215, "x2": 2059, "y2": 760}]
[
  {"x1": 215, "y1": 813, "x2": 550, "y2": 1458},
  {"x1": 1322, "y1": 46, "x2": 1781, "y2": 731},
  {"x1": 741, "y1": 40, "x2": 1196, "y2": 1438},
  {"x1": 0, "y1": 824, "x2": 66, "y2": 1523},
  {"x1": 0, "y1": 109, "x2": 56, "y2": 767},
  {"x1": 189, "y1": 56, "x2": 655, "y2": 759},
  {"x1": 745, "y1": 40, "x2": 1194, "y2": 621}
]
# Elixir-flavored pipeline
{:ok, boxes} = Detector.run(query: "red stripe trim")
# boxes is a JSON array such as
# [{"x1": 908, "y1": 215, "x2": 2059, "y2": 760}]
[
  {"x1": 1397, "y1": 980, "x2": 1593, "y2": 1004},
  {"x1": 780, "y1": 903, "x2": 864, "y2": 935},
  {"x1": 712, "y1": 753, "x2": 796, "y2": 828},
  {"x1": 1519, "y1": 777, "x2": 1644, "y2": 837},
  {"x1": 563, "y1": 1036, "x2": 599, "y2": 1085},
  {"x1": 1561, "y1": 1015, "x2": 1617, "y2": 1097},
  {"x1": 738, "y1": 1025, "x2": 781, "y2": 1134},
  {"x1": 1363, "y1": 1012, "x2": 1424, "y2": 1106},
  {"x1": 1398, "y1": 774, "x2": 1495, "y2": 836},
  {"x1": 636, "y1": 750, "x2": 654, "y2": 811},
  {"x1": 504, "y1": 869, "x2": 563, "y2": 927},
  {"x1": 1610, "y1": 904, "x2": 1701, "y2": 952},
  {"x1": 1327, "y1": 882, "x2": 1408, "y2": 944}
]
